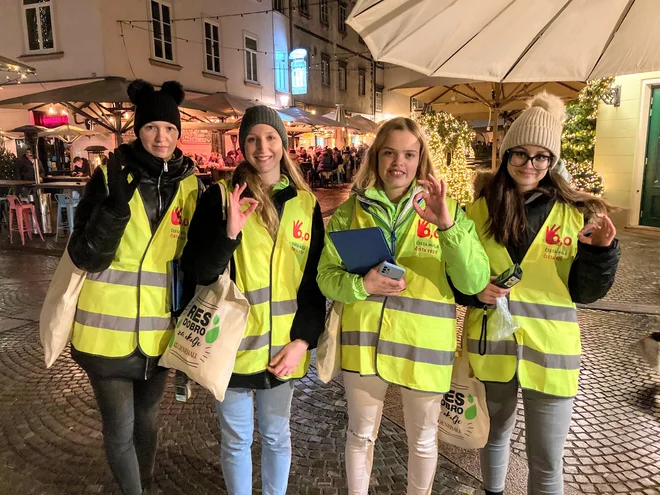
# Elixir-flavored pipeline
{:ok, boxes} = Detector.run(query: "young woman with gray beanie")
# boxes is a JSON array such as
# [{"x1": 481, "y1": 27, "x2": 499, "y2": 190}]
[
  {"x1": 181, "y1": 105, "x2": 326, "y2": 494},
  {"x1": 454, "y1": 92, "x2": 620, "y2": 494}
]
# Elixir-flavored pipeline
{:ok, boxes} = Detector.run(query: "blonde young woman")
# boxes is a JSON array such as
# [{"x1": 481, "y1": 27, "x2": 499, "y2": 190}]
[
  {"x1": 182, "y1": 106, "x2": 326, "y2": 495},
  {"x1": 317, "y1": 117, "x2": 490, "y2": 495}
]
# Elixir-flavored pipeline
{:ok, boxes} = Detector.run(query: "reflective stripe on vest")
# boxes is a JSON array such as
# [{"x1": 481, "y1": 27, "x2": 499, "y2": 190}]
[
  {"x1": 71, "y1": 169, "x2": 198, "y2": 358},
  {"x1": 340, "y1": 195, "x2": 459, "y2": 393},
  {"x1": 224, "y1": 180, "x2": 316, "y2": 379},
  {"x1": 464, "y1": 198, "x2": 583, "y2": 397}
]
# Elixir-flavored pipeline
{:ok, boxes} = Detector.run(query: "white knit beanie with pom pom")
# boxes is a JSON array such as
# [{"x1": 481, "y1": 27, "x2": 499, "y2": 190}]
[{"x1": 500, "y1": 91, "x2": 566, "y2": 168}]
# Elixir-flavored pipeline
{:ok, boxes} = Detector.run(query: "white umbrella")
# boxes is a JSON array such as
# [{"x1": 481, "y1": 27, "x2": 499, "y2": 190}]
[
  {"x1": 392, "y1": 76, "x2": 583, "y2": 167},
  {"x1": 347, "y1": 0, "x2": 660, "y2": 82}
]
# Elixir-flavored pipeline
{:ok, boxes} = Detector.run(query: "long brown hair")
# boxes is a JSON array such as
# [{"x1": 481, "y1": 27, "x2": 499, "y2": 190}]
[
  {"x1": 479, "y1": 153, "x2": 613, "y2": 248},
  {"x1": 353, "y1": 117, "x2": 436, "y2": 192},
  {"x1": 233, "y1": 153, "x2": 311, "y2": 239}
]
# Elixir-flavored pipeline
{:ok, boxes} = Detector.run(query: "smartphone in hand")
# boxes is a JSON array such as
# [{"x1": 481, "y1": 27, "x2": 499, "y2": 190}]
[
  {"x1": 377, "y1": 261, "x2": 406, "y2": 281},
  {"x1": 492, "y1": 263, "x2": 522, "y2": 289}
]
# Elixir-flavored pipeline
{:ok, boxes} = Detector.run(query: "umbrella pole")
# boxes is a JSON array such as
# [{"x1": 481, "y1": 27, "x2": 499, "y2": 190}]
[{"x1": 491, "y1": 109, "x2": 499, "y2": 170}]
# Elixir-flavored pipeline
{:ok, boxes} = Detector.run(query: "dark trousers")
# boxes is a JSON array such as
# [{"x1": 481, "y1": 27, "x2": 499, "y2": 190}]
[{"x1": 87, "y1": 369, "x2": 169, "y2": 495}]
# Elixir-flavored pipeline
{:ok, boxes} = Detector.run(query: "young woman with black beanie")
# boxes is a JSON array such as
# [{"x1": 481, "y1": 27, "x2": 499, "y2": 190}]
[{"x1": 67, "y1": 79, "x2": 204, "y2": 495}]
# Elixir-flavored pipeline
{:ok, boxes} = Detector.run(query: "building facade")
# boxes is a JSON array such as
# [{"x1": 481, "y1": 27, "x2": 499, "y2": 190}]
[
  {"x1": 593, "y1": 71, "x2": 660, "y2": 229},
  {"x1": 285, "y1": 0, "x2": 383, "y2": 119},
  {"x1": 0, "y1": 0, "x2": 291, "y2": 156}
]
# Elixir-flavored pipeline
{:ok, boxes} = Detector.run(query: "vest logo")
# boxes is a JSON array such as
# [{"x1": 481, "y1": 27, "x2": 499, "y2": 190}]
[
  {"x1": 439, "y1": 389, "x2": 479, "y2": 439},
  {"x1": 171, "y1": 207, "x2": 190, "y2": 227},
  {"x1": 416, "y1": 220, "x2": 439, "y2": 239},
  {"x1": 545, "y1": 224, "x2": 572, "y2": 246},
  {"x1": 168, "y1": 304, "x2": 221, "y2": 361},
  {"x1": 293, "y1": 219, "x2": 310, "y2": 241}
]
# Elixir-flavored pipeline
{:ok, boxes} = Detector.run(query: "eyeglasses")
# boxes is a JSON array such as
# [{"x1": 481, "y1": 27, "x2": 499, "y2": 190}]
[{"x1": 508, "y1": 150, "x2": 553, "y2": 170}]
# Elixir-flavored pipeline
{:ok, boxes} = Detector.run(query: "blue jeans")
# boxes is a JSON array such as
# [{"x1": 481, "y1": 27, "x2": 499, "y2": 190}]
[{"x1": 216, "y1": 382, "x2": 295, "y2": 495}]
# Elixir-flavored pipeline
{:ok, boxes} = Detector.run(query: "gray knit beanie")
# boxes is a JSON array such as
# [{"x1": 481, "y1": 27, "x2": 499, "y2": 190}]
[
  {"x1": 239, "y1": 105, "x2": 288, "y2": 154},
  {"x1": 500, "y1": 91, "x2": 566, "y2": 169}
]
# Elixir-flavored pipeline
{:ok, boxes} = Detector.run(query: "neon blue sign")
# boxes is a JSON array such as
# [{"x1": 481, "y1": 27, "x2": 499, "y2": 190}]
[{"x1": 290, "y1": 48, "x2": 308, "y2": 95}]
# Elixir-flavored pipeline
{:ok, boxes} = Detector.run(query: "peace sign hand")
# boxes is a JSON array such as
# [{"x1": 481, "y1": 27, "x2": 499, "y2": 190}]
[
  {"x1": 413, "y1": 174, "x2": 454, "y2": 231},
  {"x1": 106, "y1": 150, "x2": 141, "y2": 208},
  {"x1": 225, "y1": 183, "x2": 258, "y2": 240},
  {"x1": 578, "y1": 214, "x2": 616, "y2": 247}
]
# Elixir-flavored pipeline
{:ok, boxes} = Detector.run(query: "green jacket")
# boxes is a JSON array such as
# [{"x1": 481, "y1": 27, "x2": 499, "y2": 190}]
[{"x1": 317, "y1": 182, "x2": 490, "y2": 303}]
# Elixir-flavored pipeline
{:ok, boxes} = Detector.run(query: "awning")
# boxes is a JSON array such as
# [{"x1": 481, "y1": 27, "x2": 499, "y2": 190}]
[
  {"x1": 347, "y1": 0, "x2": 660, "y2": 82},
  {"x1": 277, "y1": 107, "x2": 344, "y2": 127},
  {"x1": 183, "y1": 93, "x2": 257, "y2": 118}
]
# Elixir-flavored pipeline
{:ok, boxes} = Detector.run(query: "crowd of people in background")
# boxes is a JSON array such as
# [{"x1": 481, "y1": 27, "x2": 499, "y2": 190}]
[
  {"x1": 287, "y1": 143, "x2": 369, "y2": 188},
  {"x1": 185, "y1": 143, "x2": 369, "y2": 188},
  {"x1": 188, "y1": 150, "x2": 245, "y2": 171}
]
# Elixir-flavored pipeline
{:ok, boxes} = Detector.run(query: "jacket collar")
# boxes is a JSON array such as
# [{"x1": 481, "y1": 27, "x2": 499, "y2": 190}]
[
  {"x1": 118, "y1": 140, "x2": 195, "y2": 183},
  {"x1": 354, "y1": 180, "x2": 422, "y2": 227}
]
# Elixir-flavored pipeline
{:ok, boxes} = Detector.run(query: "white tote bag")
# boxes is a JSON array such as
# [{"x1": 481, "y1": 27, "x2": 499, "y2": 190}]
[
  {"x1": 40, "y1": 249, "x2": 86, "y2": 368},
  {"x1": 315, "y1": 302, "x2": 343, "y2": 383},
  {"x1": 158, "y1": 268, "x2": 250, "y2": 401},
  {"x1": 159, "y1": 182, "x2": 250, "y2": 401},
  {"x1": 438, "y1": 337, "x2": 490, "y2": 449}
]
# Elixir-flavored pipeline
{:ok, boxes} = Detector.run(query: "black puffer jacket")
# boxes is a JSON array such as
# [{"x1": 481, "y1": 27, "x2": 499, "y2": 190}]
[{"x1": 68, "y1": 140, "x2": 204, "y2": 380}]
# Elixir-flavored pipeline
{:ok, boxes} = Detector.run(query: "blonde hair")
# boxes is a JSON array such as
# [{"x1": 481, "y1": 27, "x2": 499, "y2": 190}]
[
  {"x1": 234, "y1": 152, "x2": 311, "y2": 239},
  {"x1": 353, "y1": 117, "x2": 436, "y2": 192}
]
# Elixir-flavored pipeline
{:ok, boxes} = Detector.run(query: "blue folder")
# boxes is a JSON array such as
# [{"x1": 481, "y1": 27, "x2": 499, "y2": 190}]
[{"x1": 329, "y1": 227, "x2": 394, "y2": 276}]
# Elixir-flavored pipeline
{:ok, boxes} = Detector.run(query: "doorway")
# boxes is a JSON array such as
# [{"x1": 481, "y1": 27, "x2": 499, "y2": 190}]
[{"x1": 641, "y1": 87, "x2": 660, "y2": 227}]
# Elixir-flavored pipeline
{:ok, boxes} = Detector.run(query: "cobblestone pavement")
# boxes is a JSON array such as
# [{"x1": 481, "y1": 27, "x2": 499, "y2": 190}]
[
  {"x1": 1, "y1": 185, "x2": 659, "y2": 494},
  {"x1": 0, "y1": 323, "x2": 481, "y2": 495}
]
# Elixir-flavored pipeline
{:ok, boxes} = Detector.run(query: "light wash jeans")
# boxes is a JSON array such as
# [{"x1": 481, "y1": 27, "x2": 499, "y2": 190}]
[
  {"x1": 216, "y1": 382, "x2": 295, "y2": 495},
  {"x1": 480, "y1": 378, "x2": 575, "y2": 495}
]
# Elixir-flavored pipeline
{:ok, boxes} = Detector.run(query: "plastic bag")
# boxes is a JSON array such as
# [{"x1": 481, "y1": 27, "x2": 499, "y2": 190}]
[{"x1": 490, "y1": 297, "x2": 520, "y2": 341}]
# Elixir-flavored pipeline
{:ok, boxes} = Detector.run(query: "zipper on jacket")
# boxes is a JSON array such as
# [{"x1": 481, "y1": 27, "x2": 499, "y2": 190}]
[
  {"x1": 163, "y1": 160, "x2": 168, "y2": 173},
  {"x1": 157, "y1": 168, "x2": 164, "y2": 218},
  {"x1": 358, "y1": 191, "x2": 418, "y2": 257}
]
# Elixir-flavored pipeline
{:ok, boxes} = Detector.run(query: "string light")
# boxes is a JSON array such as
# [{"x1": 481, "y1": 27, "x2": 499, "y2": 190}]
[
  {"x1": 415, "y1": 111, "x2": 475, "y2": 206},
  {"x1": 561, "y1": 78, "x2": 613, "y2": 197},
  {"x1": 118, "y1": 0, "x2": 345, "y2": 24}
]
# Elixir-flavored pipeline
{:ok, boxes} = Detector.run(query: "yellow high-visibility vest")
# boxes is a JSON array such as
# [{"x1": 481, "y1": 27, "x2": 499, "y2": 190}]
[
  {"x1": 465, "y1": 197, "x2": 584, "y2": 397},
  {"x1": 72, "y1": 170, "x2": 199, "y2": 358},
  {"x1": 341, "y1": 196, "x2": 459, "y2": 393},
  {"x1": 222, "y1": 180, "x2": 316, "y2": 380}
]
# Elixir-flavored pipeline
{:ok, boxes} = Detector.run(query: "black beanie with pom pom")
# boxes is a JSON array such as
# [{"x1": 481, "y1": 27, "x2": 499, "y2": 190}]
[{"x1": 127, "y1": 79, "x2": 185, "y2": 137}]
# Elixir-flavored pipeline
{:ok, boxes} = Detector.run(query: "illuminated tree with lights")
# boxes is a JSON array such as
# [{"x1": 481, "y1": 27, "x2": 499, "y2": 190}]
[
  {"x1": 415, "y1": 111, "x2": 475, "y2": 205},
  {"x1": 0, "y1": 148, "x2": 16, "y2": 180},
  {"x1": 561, "y1": 78, "x2": 614, "y2": 196}
]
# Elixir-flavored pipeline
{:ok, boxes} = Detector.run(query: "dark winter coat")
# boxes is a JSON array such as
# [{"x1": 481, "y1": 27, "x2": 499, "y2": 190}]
[
  {"x1": 180, "y1": 178, "x2": 326, "y2": 390},
  {"x1": 13, "y1": 155, "x2": 37, "y2": 181},
  {"x1": 452, "y1": 192, "x2": 620, "y2": 307},
  {"x1": 318, "y1": 151, "x2": 336, "y2": 172},
  {"x1": 68, "y1": 140, "x2": 204, "y2": 380}
]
